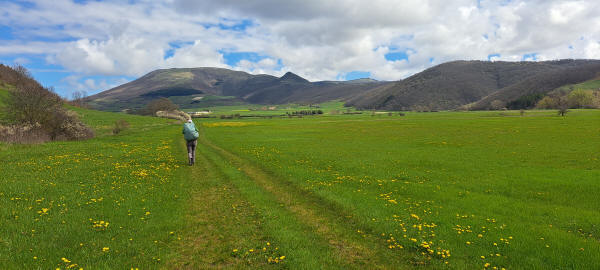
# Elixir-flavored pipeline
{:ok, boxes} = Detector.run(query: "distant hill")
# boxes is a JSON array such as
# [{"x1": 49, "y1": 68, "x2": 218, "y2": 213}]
[
  {"x1": 466, "y1": 61, "x2": 600, "y2": 110},
  {"x1": 346, "y1": 59, "x2": 600, "y2": 111},
  {"x1": 85, "y1": 68, "x2": 388, "y2": 111},
  {"x1": 86, "y1": 60, "x2": 600, "y2": 111}
]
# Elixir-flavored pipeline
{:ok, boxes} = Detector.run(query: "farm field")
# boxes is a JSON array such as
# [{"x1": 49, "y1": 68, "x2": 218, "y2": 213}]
[
  {"x1": 1, "y1": 108, "x2": 599, "y2": 269},
  {"x1": 197, "y1": 109, "x2": 600, "y2": 269},
  {"x1": 183, "y1": 101, "x2": 354, "y2": 117}
]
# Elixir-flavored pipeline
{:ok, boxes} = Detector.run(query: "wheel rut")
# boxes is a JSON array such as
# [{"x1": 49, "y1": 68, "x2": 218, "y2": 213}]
[{"x1": 197, "y1": 133, "x2": 410, "y2": 269}]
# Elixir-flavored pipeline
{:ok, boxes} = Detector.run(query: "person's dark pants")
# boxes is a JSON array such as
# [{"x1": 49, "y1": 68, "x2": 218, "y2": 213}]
[{"x1": 186, "y1": 139, "x2": 197, "y2": 165}]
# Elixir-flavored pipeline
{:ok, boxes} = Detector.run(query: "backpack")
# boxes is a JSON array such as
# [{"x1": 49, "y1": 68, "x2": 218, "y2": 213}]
[{"x1": 183, "y1": 122, "x2": 199, "y2": 141}]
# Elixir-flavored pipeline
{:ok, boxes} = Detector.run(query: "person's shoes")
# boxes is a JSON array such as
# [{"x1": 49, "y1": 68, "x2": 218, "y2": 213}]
[
  {"x1": 191, "y1": 158, "x2": 195, "y2": 165},
  {"x1": 189, "y1": 158, "x2": 193, "y2": 166}
]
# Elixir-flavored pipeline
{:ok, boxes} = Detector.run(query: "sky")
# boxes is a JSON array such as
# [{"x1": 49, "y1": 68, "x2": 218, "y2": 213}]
[{"x1": 1, "y1": 0, "x2": 599, "y2": 98}]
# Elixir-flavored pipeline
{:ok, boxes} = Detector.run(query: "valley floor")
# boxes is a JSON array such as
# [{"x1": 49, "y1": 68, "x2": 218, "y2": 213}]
[{"x1": 1, "y1": 109, "x2": 599, "y2": 269}]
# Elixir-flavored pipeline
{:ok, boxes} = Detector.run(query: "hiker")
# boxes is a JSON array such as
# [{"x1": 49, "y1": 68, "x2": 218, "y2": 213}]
[{"x1": 182, "y1": 119, "x2": 199, "y2": 165}]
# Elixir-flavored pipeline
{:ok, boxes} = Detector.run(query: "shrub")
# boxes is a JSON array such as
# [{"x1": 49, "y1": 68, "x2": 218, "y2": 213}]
[
  {"x1": 113, "y1": 119, "x2": 130, "y2": 135},
  {"x1": 46, "y1": 110, "x2": 95, "y2": 140},
  {"x1": 0, "y1": 65, "x2": 94, "y2": 142},
  {"x1": 2, "y1": 84, "x2": 63, "y2": 126},
  {"x1": 0, "y1": 123, "x2": 49, "y2": 144},
  {"x1": 567, "y1": 89, "x2": 594, "y2": 108},
  {"x1": 535, "y1": 96, "x2": 557, "y2": 109}
]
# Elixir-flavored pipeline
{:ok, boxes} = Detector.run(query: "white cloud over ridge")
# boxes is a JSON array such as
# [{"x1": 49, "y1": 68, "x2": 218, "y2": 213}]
[{"x1": 1, "y1": 0, "x2": 599, "y2": 87}]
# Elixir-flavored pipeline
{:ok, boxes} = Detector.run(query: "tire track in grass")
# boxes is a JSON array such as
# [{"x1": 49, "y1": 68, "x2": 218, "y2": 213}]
[
  {"x1": 173, "y1": 137, "x2": 345, "y2": 269},
  {"x1": 172, "y1": 138, "x2": 278, "y2": 269},
  {"x1": 198, "y1": 139, "x2": 351, "y2": 269},
  {"x1": 198, "y1": 132, "x2": 419, "y2": 269}
]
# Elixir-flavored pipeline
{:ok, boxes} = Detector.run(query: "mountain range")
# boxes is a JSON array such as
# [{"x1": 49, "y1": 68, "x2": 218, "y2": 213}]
[
  {"x1": 85, "y1": 59, "x2": 600, "y2": 111},
  {"x1": 85, "y1": 68, "x2": 387, "y2": 111}
]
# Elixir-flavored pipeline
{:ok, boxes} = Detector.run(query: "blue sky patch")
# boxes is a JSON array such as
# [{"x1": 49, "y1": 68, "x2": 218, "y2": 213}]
[
  {"x1": 221, "y1": 51, "x2": 267, "y2": 66},
  {"x1": 203, "y1": 19, "x2": 255, "y2": 32},
  {"x1": 0, "y1": 25, "x2": 14, "y2": 40},
  {"x1": 487, "y1": 53, "x2": 500, "y2": 60},
  {"x1": 522, "y1": 53, "x2": 538, "y2": 61},
  {"x1": 340, "y1": 71, "x2": 371, "y2": 81},
  {"x1": 385, "y1": 47, "x2": 415, "y2": 62},
  {"x1": 10, "y1": 1, "x2": 36, "y2": 9},
  {"x1": 385, "y1": 51, "x2": 409, "y2": 61},
  {"x1": 164, "y1": 41, "x2": 195, "y2": 59}
]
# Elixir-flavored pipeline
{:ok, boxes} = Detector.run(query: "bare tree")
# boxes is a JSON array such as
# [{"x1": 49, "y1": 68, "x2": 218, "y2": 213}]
[
  {"x1": 557, "y1": 96, "x2": 569, "y2": 116},
  {"x1": 70, "y1": 90, "x2": 88, "y2": 108}
]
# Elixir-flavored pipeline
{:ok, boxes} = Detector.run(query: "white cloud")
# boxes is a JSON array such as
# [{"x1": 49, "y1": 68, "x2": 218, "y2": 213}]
[
  {"x1": 164, "y1": 41, "x2": 227, "y2": 69},
  {"x1": 1, "y1": 0, "x2": 599, "y2": 84},
  {"x1": 60, "y1": 75, "x2": 130, "y2": 98}
]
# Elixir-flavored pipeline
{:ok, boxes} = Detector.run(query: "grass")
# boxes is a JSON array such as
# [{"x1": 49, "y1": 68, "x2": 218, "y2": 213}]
[
  {"x1": 554, "y1": 78, "x2": 600, "y2": 93},
  {"x1": 0, "y1": 88, "x2": 8, "y2": 105},
  {"x1": 0, "y1": 86, "x2": 10, "y2": 110},
  {"x1": 1, "y1": 107, "x2": 599, "y2": 269},
  {"x1": 0, "y1": 109, "x2": 189, "y2": 269},
  {"x1": 198, "y1": 109, "x2": 600, "y2": 269},
  {"x1": 184, "y1": 101, "x2": 356, "y2": 117}
]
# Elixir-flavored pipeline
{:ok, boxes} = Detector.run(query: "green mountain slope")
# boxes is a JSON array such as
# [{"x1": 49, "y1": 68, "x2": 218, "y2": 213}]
[
  {"x1": 85, "y1": 68, "x2": 388, "y2": 111},
  {"x1": 467, "y1": 60, "x2": 600, "y2": 110},
  {"x1": 347, "y1": 59, "x2": 600, "y2": 111}
]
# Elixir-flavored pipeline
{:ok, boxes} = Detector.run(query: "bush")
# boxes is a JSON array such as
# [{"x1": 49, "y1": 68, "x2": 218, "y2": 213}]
[
  {"x1": 568, "y1": 89, "x2": 594, "y2": 108},
  {"x1": 113, "y1": 119, "x2": 130, "y2": 135},
  {"x1": 0, "y1": 123, "x2": 49, "y2": 144},
  {"x1": 2, "y1": 84, "x2": 63, "y2": 126},
  {"x1": 45, "y1": 110, "x2": 94, "y2": 140},
  {"x1": 0, "y1": 65, "x2": 94, "y2": 142},
  {"x1": 535, "y1": 96, "x2": 557, "y2": 109}
]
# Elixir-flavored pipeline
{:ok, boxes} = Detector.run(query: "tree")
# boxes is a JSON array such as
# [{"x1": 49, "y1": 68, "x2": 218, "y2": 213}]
[
  {"x1": 557, "y1": 96, "x2": 569, "y2": 116},
  {"x1": 3, "y1": 84, "x2": 63, "y2": 126},
  {"x1": 490, "y1": 100, "x2": 505, "y2": 110},
  {"x1": 70, "y1": 90, "x2": 88, "y2": 108},
  {"x1": 535, "y1": 96, "x2": 557, "y2": 109},
  {"x1": 142, "y1": 98, "x2": 179, "y2": 115},
  {"x1": 567, "y1": 89, "x2": 594, "y2": 108},
  {"x1": 1, "y1": 65, "x2": 94, "y2": 142}
]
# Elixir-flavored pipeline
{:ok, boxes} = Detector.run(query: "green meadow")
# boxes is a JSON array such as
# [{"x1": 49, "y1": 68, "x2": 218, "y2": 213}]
[
  {"x1": 183, "y1": 101, "x2": 353, "y2": 116},
  {"x1": 1, "y1": 107, "x2": 599, "y2": 269}
]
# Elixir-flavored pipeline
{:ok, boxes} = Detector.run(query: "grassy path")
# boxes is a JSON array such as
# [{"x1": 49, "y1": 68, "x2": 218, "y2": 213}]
[
  {"x1": 172, "y1": 136, "x2": 280, "y2": 269},
  {"x1": 173, "y1": 128, "x2": 424, "y2": 269}
]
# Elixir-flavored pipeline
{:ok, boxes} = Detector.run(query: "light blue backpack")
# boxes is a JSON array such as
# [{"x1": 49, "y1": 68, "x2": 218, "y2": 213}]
[{"x1": 183, "y1": 122, "x2": 199, "y2": 141}]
